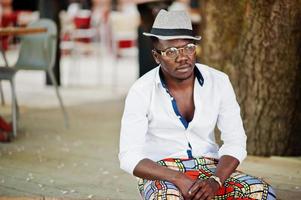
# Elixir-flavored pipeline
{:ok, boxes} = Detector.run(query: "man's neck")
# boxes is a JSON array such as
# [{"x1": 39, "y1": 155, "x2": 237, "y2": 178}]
[
  {"x1": 160, "y1": 69, "x2": 195, "y2": 91},
  {"x1": 166, "y1": 75, "x2": 195, "y2": 91}
]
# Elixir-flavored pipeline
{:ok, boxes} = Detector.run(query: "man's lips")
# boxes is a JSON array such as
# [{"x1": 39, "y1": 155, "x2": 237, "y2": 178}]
[{"x1": 176, "y1": 64, "x2": 192, "y2": 72}]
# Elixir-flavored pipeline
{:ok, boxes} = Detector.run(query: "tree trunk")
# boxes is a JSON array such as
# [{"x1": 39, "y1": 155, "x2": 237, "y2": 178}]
[{"x1": 199, "y1": 0, "x2": 301, "y2": 156}]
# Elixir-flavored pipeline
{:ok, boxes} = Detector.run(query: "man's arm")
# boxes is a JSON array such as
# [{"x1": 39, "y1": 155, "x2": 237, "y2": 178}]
[
  {"x1": 119, "y1": 86, "x2": 150, "y2": 174},
  {"x1": 188, "y1": 75, "x2": 246, "y2": 200},
  {"x1": 133, "y1": 158, "x2": 196, "y2": 198},
  {"x1": 214, "y1": 155, "x2": 239, "y2": 184},
  {"x1": 122, "y1": 84, "x2": 197, "y2": 198}
]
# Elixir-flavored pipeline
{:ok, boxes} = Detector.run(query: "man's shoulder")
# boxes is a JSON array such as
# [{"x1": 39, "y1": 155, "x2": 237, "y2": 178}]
[
  {"x1": 196, "y1": 63, "x2": 229, "y2": 81},
  {"x1": 130, "y1": 66, "x2": 159, "y2": 92}
]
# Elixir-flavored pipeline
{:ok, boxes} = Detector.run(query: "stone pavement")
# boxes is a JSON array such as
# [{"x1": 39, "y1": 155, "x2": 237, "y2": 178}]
[{"x1": 0, "y1": 99, "x2": 300, "y2": 200}]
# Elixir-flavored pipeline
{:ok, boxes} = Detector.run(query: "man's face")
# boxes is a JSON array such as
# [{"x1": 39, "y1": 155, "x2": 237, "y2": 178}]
[{"x1": 152, "y1": 39, "x2": 196, "y2": 82}]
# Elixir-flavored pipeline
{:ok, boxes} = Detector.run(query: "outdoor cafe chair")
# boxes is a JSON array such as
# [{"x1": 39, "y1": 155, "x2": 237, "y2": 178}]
[
  {"x1": 0, "y1": 19, "x2": 69, "y2": 137},
  {"x1": 109, "y1": 11, "x2": 139, "y2": 89},
  {"x1": 0, "y1": 67, "x2": 18, "y2": 137}
]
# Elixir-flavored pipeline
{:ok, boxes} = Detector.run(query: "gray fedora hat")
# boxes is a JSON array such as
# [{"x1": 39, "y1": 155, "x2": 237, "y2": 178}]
[{"x1": 143, "y1": 9, "x2": 201, "y2": 41}]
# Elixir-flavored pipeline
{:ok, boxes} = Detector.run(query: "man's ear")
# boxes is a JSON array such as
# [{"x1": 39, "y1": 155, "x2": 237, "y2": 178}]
[{"x1": 152, "y1": 50, "x2": 160, "y2": 64}]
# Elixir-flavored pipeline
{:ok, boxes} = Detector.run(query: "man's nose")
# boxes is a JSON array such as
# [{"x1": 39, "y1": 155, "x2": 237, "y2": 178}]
[{"x1": 176, "y1": 49, "x2": 188, "y2": 62}]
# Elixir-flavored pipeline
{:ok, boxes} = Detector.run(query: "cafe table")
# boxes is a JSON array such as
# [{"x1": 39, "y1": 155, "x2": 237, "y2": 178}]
[{"x1": 0, "y1": 26, "x2": 47, "y2": 66}]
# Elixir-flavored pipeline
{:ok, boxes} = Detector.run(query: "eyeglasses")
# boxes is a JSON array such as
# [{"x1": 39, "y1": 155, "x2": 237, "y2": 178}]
[{"x1": 154, "y1": 43, "x2": 197, "y2": 59}]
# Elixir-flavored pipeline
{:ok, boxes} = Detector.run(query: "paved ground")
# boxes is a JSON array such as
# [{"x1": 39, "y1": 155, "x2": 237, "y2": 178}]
[
  {"x1": 0, "y1": 100, "x2": 139, "y2": 199},
  {"x1": 0, "y1": 47, "x2": 301, "y2": 199},
  {"x1": 0, "y1": 99, "x2": 300, "y2": 200}
]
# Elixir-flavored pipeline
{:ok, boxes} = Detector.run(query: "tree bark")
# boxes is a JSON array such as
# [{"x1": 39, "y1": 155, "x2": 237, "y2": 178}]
[{"x1": 200, "y1": 0, "x2": 301, "y2": 156}]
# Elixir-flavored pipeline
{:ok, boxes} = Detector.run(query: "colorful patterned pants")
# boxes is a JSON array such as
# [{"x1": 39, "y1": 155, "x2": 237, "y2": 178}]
[{"x1": 138, "y1": 157, "x2": 276, "y2": 200}]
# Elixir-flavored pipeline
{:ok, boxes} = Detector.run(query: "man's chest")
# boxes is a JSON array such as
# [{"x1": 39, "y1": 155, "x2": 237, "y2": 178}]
[
  {"x1": 171, "y1": 90, "x2": 195, "y2": 122},
  {"x1": 148, "y1": 85, "x2": 220, "y2": 130}
]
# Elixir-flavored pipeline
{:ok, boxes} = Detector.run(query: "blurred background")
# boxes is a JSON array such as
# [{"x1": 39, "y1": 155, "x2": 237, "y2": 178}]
[{"x1": 0, "y1": 0, "x2": 300, "y2": 199}]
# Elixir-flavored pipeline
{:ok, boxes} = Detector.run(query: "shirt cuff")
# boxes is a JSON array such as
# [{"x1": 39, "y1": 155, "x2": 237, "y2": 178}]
[{"x1": 218, "y1": 146, "x2": 247, "y2": 163}]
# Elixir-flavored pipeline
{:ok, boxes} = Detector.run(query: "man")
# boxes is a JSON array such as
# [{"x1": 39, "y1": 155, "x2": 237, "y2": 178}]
[
  {"x1": 119, "y1": 10, "x2": 276, "y2": 200},
  {"x1": 39, "y1": 0, "x2": 68, "y2": 86}
]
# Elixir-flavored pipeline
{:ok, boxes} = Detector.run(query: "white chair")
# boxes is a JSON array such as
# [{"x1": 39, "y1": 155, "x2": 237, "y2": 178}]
[
  {"x1": 60, "y1": 9, "x2": 100, "y2": 86},
  {"x1": 108, "y1": 11, "x2": 139, "y2": 88}
]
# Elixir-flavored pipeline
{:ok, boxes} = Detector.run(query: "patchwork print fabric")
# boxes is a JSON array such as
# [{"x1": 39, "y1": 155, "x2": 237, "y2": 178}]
[{"x1": 138, "y1": 157, "x2": 276, "y2": 200}]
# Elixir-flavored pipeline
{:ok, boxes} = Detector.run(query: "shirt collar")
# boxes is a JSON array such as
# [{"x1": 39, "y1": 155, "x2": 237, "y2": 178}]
[{"x1": 155, "y1": 65, "x2": 204, "y2": 87}]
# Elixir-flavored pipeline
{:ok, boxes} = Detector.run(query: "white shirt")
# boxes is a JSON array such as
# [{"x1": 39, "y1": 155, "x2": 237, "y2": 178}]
[{"x1": 119, "y1": 64, "x2": 247, "y2": 175}]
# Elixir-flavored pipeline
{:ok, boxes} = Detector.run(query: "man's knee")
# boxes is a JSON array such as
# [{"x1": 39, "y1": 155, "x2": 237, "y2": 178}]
[
  {"x1": 139, "y1": 180, "x2": 184, "y2": 200},
  {"x1": 227, "y1": 174, "x2": 276, "y2": 199}
]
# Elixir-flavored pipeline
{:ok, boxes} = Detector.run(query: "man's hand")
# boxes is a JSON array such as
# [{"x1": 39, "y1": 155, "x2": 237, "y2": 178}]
[
  {"x1": 173, "y1": 173, "x2": 219, "y2": 200},
  {"x1": 187, "y1": 178, "x2": 220, "y2": 200},
  {"x1": 173, "y1": 173, "x2": 195, "y2": 199}
]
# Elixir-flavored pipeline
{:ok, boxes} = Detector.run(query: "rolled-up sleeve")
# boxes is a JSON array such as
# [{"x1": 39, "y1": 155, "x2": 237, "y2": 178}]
[
  {"x1": 119, "y1": 86, "x2": 149, "y2": 175},
  {"x1": 217, "y1": 76, "x2": 247, "y2": 163}
]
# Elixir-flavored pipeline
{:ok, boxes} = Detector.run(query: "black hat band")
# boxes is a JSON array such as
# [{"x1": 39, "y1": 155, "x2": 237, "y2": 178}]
[{"x1": 150, "y1": 28, "x2": 194, "y2": 37}]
